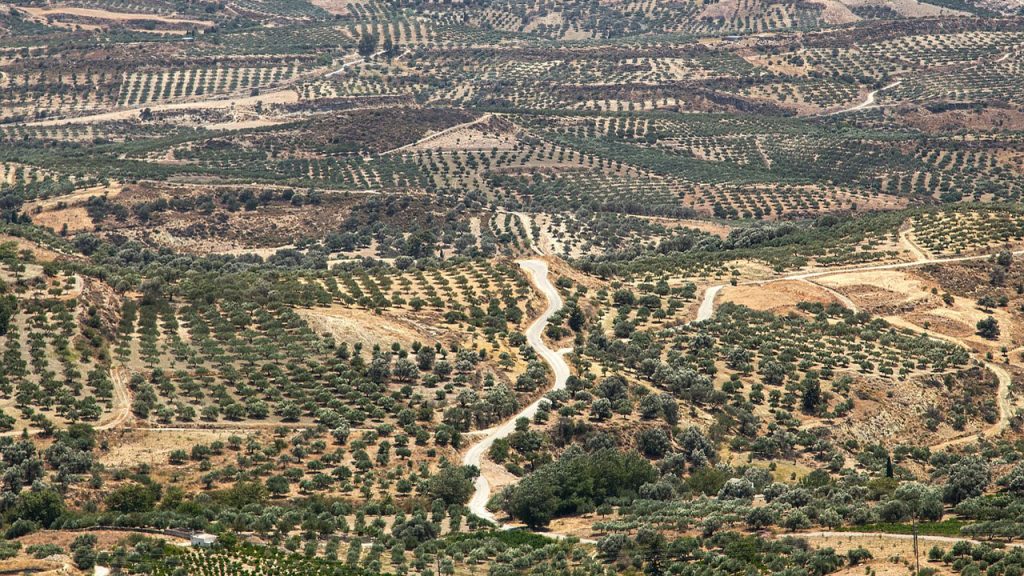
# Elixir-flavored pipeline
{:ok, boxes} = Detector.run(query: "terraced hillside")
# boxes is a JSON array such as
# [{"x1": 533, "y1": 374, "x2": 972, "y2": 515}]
[{"x1": 0, "y1": 1, "x2": 1023, "y2": 575}]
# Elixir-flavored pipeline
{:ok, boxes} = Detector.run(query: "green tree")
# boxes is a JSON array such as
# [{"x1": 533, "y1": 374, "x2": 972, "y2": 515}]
[
  {"x1": 977, "y1": 316, "x2": 1000, "y2": 339},
  {"x1": 427, "y1": 465, "x2": 476, "y2": 506},
  {"x1": 12, "y1": 490, "x2": 65, "y2": 528},
  {"x1": 105, "y1": 483, "x2": 158, "y2": 514},
  {"x1": 943, "y1": 456, "x2": 989, "y2": 505},
  {"x1": 891, "y1": 482, "x2": 943, "y2": 575},
  {"x1": 357, "y1": 33, "x2": 379, "y2": 59}
]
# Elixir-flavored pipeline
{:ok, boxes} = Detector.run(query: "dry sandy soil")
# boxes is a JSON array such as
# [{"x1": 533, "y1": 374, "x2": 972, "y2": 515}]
[
  {"x1": 817, "y1": 269, "x2": 934, "y2": 313},
  {"x1": 17, "y1": 6, "x2": 213, "y2": 26},
  {"x1": 18, "y1": 529, "x2": 180, "y2": 551},
  {"x1": 98, "y1": 428, "x2": 251, "y2": 484},
  {"x1": 310, "y1": 0, "x2": 357, "y2": 15},
  {"x1": 801, "y1": 533, "x2": 955, "y2": 576},
  {"x1": 24, "y1": 183, "x2": 121, "y2": 213},
  {"x1": 0, "y1": 556, "x2": 80, "y2": 576},
  {"x1": 0, "y1": 234, "x2": 71, "y2": 262},
  {"x1": 297, "y1": 305, "x2": 439, "y2": 350},
  {"x1": 718, "y1": 279, "x2": 839, "y2": 314},
  {"x1": 25, "y1": 183, "x2": 121, "y2": 235},
  {"x1": 31, "y1": 207, "x2": 93, "y2": 235},
  {"x1": 810, "y1": 0, "x2": 860, "y2": 24},
  {"x1": 26, "y1": 89, "x2": 299, "y2": 127}
]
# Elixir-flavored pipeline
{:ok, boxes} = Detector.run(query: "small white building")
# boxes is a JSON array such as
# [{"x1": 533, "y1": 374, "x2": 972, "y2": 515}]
[{"x1": 190, "y1": 533, "x2": 218, "y2": 548}]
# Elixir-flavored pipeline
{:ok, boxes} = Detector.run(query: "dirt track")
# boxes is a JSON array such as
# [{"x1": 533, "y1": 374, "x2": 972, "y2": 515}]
[
  {"x1": 22, "y1": 88, "x2": 299, "y2": 127},
  {"x1": 463, "y1": 259, "x2": 570, "y2": 523},
  {"x1": 827, "y1": 80, "x2": 901, "y2": 115}
]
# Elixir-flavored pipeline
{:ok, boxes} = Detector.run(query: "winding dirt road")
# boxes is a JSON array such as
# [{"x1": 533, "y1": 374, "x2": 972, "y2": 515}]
[
  {"x1": 463, "y1": 259, "x2": 571, "y2": 523},
  {"x1": 827, "y1": 80, "x2": 902, "y2": 116}
]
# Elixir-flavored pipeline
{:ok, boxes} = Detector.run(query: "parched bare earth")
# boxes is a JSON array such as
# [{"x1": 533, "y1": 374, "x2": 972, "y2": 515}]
[
  {"x1": 25, "y1": 183, "x2": 120, "y2": 213},
  {"x1": 819, "y1": 269, "x2": 1016, "y2": 350},
  {"x1": 718, "y1": 279, "x2": 839, "y2": 314},
  {"x1": 0, "y1": 556, "x2": 78, "y2": 576},
  {"x1": 25, "y1": 89, "x2": 299, "y2": 127},
  {"x1": 32, "y1": 206, "x2": 95, "y2": 234},
  {"x1": 17, "y1": 6, "x2": 214, "y2": 27},
  {"x1": 296, "y1": 305, "x2": 439, "y2": 350},
  {"x1": 19, "y1": 529, "x2": 181, "y2": 551},
  {"x1": 25, "y1": 183, "x2": 118, "y2": 234},
  {"x1": 99, "y1": 428, "x2": 243, "y2": 472},
  {"x1": 817, "y1": 269, "x2": 934, "y2": 312},
  {"x1": 310, "y1": 0, "x2": 358, "y2": 15},
  {"x1": 799, "y1": 533, "x2": 952, "y2": 576}
]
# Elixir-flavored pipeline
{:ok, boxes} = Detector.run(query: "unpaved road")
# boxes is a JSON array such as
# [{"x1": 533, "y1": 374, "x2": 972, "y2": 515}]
[
  {"x1": 899, "y1": 227, "x2": 930, "y2": 261},
  {"x1": 96, "y1": 366, "x2": 133, "y2": 431},
  {"x1": 696, "y1": 284, "x2": 724, "y2": 321},
  {"x1": 828, "y1": 80, "x2": 901, "y2": 115},
  {"x1": 463, "y1": 259, "x2": 570, "y2": 523},
  {"x1": 22, "y1": 88, "x2": 299, "y2": 127}
]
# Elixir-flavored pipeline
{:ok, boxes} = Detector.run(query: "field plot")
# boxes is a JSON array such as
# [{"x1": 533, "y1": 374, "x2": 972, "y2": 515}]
[
  {"x1": 0, "y1": 247, "x2": 112, "y2": 432},
  {"x1": 2, "y1": 2, "x2": 1024, "y2": 575}
]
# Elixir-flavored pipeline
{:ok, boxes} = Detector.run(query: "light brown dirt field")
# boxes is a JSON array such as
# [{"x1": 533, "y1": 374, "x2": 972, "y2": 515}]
[
  {"x1": 416, "y1": 124, "x2": 518, "y2": 152},
  {"x1": 718, "y1": 279, "x2": 838, "y2": 314},
  {"x1": 698, "y1": 0, "x2": 758, "y2": 19},
  {"x1": 742, "y1": 52, "x2": 810, "y2": 77},
  {"x1": 17, "y1": 6, "x2": 214, "y2": 27},
  {"x1": 901, "y1": 107, "x2": 1024, "y2": 133},
  {"x1": 296, "y1": 305, "x2": 438, "y2": 350},
  {"x1": 819, "y1": 269, "x2": 1016, "y2": 351},
  {"x1": 800, "y1": 534, "x2": 953, "y2": 575},
  {"x1": 720, "y1": 449, "x2": 815, "y2": 483},
  {"x1": 310, "y1": 0, "x2": 357, "y2": 15},
  {"x1": 98, "y1": 428, "x2": 244, "y2": 471},
  {"x1": 32, "y1": 207, "x2": 93, "y2": 234},
  {"x1": 26, "y1": 89, "x2": 300, "y2": 127},
  {"x1": 18, "y1": 529, "x2": 179, "y2": 551},
  {"x1": 838, "y1": 0, "x2": 969, "y2": 16},
  {"x1": 204, "y1": 117, "x2": 293, "y2": 131},
  {"x1": 902, "y1": 304, "x2": 1017, "y2": 352},
  {"x1": 24, "y1": 183, "x2": 121, "y2": 213},
  {"x1": 396, "y1": 115, "x2": 518, "y2": 155},
  {"x1": 547, "y1": 514, "x2": 610, "y2": 541},
  {"x1": 0, "y1": 556, "x2": 79, "y2": 576},
  {"x1": 817, "y1": 269, "x2": 934, "y2": 312},
  {"x1": 629, "y1": 215, "x2": 733, "y2": 238},
  {"x1": 0, "y1": 234, "x2": 68, "y2": 262}
]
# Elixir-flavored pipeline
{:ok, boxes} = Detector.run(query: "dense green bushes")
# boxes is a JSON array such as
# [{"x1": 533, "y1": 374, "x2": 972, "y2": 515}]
[{"x1": 500, "y1": 446, "x2": 657, "y2": 528}]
